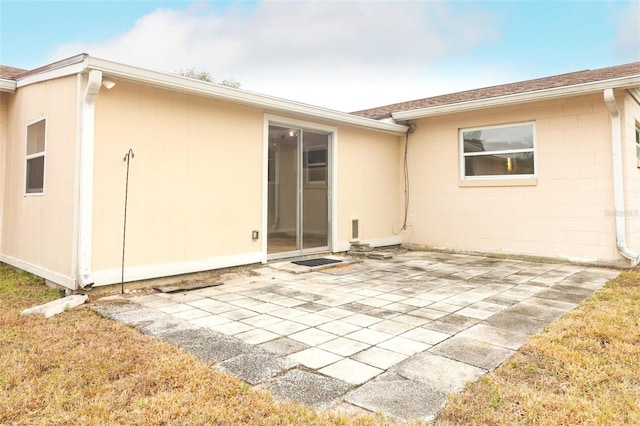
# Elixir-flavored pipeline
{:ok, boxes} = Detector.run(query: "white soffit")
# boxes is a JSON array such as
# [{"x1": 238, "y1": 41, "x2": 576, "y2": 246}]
[
  {"x1": 392, "y1": 76, "x2": 640, "y2": 120},
  {"x1": 630, "y1": 88, "x2": 640, "y2": 105}
]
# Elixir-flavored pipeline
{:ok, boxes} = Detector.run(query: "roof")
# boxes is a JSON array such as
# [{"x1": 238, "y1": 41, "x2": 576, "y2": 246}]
[
  {"x1": 0, "y1": 65, "x2": 27, "y2": 79},
  {"x1": 352, "y1": 62, "x2": 640, "y2": 120},
  {"x1": 3, "y1": 54, "x2": 408, "y2": 135}
]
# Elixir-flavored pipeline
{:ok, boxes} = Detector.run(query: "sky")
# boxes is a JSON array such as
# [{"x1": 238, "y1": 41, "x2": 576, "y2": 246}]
[{"x1": 0, "y1": 0, "x2": 639, "y2": 112}]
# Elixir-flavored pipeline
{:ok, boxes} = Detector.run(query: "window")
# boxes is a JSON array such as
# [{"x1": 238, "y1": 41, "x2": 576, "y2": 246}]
[
  {"x1": 304, "y1": 146, "x2": 327, "y2": 184},
  {"x1": 460, "y1": 122, "x2": 535, "y2": 179},
  {"x1": 25, "y1": 119, "x2": 46, "y2": 194}
]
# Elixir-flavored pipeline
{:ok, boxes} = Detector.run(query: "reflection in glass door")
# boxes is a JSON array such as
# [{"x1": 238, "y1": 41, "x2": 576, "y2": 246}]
[{"x1": 267, "y1": 124, "x2": 330, "y2": 258}]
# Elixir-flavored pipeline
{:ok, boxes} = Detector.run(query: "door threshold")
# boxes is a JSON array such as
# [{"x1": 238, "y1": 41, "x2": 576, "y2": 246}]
[
  {"x1": 268, "y1": 254, "x2": 357, "y2": 274},
  {"x1": 266, "y1": 248, "x2": 330, "y2": 262}
]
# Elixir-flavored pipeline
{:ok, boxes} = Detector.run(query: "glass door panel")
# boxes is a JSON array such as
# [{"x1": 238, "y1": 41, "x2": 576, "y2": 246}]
[
  {"x1": 267, "y1": 124, "x2": 330, "y2": 258},
  {"x1": 267, "y1": 126, "x2": 299, "y2": 254},
  {"x1": 302, "y1": 130, "x2": 329, "y2": 250}
]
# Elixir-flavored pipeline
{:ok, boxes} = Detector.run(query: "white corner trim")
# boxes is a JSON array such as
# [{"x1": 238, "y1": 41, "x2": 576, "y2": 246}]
[
  {"x1": 0, "y1": 254, "x2": 75, "y2": 288},
  {"x1": 92, "y1": 251, "x2": 265, "y2": 286}
]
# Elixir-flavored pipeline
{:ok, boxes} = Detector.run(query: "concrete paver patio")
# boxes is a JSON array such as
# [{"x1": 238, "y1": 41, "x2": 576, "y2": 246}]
[{"x1": 94, "y1": 250, "x2": 619, "y2": 423}]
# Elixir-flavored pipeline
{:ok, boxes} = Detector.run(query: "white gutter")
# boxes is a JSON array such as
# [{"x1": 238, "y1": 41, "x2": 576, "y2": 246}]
[
  {"x1": 14, "y1": 53, "x2": 88, "y2": 89},
  {"x1": 604, "y1": 88, "x2": 639, "y2": 264},
  {"x1": 0, "y1": 78, "x2": 16, "y2": 92},
  {"x1": 85, "y1": 57, "x2": 408, "y2": 136},
  {"x1": 13, "y1": 54, "x2": 406, "y2": 135},
  {"x1": 76, "y1": 69, "x2": 102, "y2": 288},
  {"x1": 393, "y1": 75, "x2": 640, "y2": 121}
]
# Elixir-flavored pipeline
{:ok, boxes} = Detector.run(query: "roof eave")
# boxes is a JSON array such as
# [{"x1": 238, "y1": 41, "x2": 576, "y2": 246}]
[
  {"x1": 11, "y1": 54, "x2": 407, "y2": 135},
  {"x1": 630, "y1": 88, "x2": 640, "y2": 105},
  {"x1": 0, "y1": 78, "x2": 16, "y2": 93},
  {"x1": 86, "y1": 57, "x2": 408, "y2": 136},
  {"x1": 392, "y1": 75, "x2": 640, "y2": 121},
  {"x1": 14, "y1": 54, "x2": 88, "y2": 88}
]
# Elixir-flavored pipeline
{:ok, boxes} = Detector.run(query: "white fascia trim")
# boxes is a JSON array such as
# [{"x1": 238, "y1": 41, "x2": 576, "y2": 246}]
[
  {"x1": 392, "y1": 76, "x2": 640, "y2": 120},
  {"x1": 85, "y1": 57, "x2": 408, "y2": 136},
  {"x1": 0, "y1": 254, "x2": 75, "y2": 288},
  {"x1": 334, "y1": 235, "x2": 403, "y2": 253},
  {"x1": 0, "y1": 79, "x2": 16, "y2": 92},
  {"x1": 92, "y1": 251, "x2": 265, "y2": 286},
  {"x1": 15, "y1": 61, "x2": 87, "y2": 88}
]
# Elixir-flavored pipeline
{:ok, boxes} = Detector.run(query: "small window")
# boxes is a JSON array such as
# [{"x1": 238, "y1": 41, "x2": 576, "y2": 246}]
[
  {"x1": 304, "y1": 146, "x2": 327, "y2": 184},
  {"x1": 26, "y1": 119, "x2": 46, "y2": 194},
  {"x1": 460, "y1": 122, "x2": 535, "y2": 179}
]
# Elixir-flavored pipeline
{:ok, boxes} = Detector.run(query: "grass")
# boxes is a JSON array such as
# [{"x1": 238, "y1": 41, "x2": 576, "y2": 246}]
[
  {"x1": 0, "y1": 264, "x2": 392, "y2": 425},
  {"x1": 436, "y1": 270, "x2": 640, "y2": 425},
  {"x1": 2, "y1": 264, "x2": 639, "y2": 425}
]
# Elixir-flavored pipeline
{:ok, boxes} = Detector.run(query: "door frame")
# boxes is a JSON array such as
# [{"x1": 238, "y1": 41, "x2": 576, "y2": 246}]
[{"x1": 262, "y1": 114, "x2": 338, "y2": 260}]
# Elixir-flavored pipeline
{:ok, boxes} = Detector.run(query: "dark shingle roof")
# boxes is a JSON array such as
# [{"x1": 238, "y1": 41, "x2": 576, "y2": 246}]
[
  {"x1": 352, "y1": 62, "x2": 640, "y2": 120},
  {"x1": 0, "y1": 65, "x2": 28, "y2": 79}
]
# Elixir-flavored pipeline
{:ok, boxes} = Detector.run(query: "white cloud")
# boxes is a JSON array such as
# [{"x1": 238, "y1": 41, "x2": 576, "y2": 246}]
[
  {"x1": 49, "y1": 1, "x2": 501, "y2": 111},
  {"x1": 613, "y1": 1, "x2": 640, "y2": 63}
]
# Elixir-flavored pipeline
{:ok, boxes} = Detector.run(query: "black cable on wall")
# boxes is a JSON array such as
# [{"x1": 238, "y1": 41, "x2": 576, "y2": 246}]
[{"x1": 401, "y1": 122, "x2": 416, "y2": 231}]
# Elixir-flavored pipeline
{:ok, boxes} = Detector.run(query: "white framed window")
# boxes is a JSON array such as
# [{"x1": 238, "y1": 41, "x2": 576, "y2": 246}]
[
  {"x1": 304, "y1": 145, "x2": 327, "y2": 184},
  {"x1": 460, "y1": 122, "x2": 536, "y2": 180},
  {"x1": 25, "y1": 118, "x2": 46, "y2": 194}
]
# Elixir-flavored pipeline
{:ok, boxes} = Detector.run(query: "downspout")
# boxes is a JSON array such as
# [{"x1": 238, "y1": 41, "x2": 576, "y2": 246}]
[
  {"x1": 604, "y1": 88, "x2": 639, "y2": 265},
  {"x1": 76, "y1": 69, "x2": 102, "y2": 288}
]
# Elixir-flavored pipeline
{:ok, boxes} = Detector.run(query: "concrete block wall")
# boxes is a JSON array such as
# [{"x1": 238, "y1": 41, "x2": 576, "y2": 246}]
[{"x1": 402, "y1": 93, "x2": 624, "y2": 264}]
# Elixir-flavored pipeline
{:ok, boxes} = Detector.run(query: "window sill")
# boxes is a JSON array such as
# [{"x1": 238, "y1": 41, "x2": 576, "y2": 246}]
[{"x1": 458, "y1": 178, "x2": 538, "y2": 187}]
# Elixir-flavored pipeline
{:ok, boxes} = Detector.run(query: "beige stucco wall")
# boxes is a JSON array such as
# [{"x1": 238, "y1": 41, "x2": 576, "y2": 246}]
[
  {"x1": 402, "y1": 92, "x2": 628, "y2": 264},
  {"x1": 92, "y1": 81, "x2": 403, "y2": 283},
  {"x1": 1, "y1": 76, "x2": 78, "y2": 280},
  {"x1": 92, "y1": 81, "x2": 265, "y2": 276},
  {"x1": 336, "y1": 125, "x2": 403, "y2": 245}
]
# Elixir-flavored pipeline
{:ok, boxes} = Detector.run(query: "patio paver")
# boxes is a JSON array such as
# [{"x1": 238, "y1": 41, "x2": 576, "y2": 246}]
[
  {"x1": 94, "y1": 250, "x2": 620, "y2": 423},
  {"x1": 319, "y1": 358, "x2": 383, "y2": 385}
]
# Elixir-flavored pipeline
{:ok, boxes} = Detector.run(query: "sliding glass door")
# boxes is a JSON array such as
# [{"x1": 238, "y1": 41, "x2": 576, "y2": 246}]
[{"x1": 267, "y1": 124, "x2": 330, "y2": 258}]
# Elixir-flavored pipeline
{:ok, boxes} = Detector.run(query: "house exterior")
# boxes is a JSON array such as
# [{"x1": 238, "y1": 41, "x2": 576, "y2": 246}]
[
  {"x1": 353, "y1": 64, "x2": 640, "y2": 267},
  {"x1": 1, "y1": 54, "x2": 639, "y2": 290}
]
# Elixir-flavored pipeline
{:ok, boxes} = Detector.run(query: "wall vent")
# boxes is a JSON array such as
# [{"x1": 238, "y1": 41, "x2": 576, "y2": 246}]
[{"x1": 350, "y1": 218, "x2": 360, "y2": 242}]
